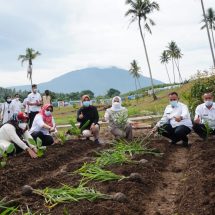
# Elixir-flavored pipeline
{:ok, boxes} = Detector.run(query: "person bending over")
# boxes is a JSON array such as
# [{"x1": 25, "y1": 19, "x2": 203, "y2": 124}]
[{"x1": 0, "y1": 112, "x2": 37, "y2": 158}]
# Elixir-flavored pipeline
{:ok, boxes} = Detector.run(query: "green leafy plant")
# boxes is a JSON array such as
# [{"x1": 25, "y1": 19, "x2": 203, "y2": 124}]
[
  {"x1": 33, "y1": 184, "x2": 110, "y2": 208},
  {"x1": 57, "y1": 132, "x2": 68, "y2": 145},
  {"x1": 68, "y1": 119, "x2": 90, "y2": 136},
  {"x1": 74, "y1": 163, "x2": 127, "y2": 184},
  {"x1": 0, "y1": 144, "x2": 16, "y2": 168},
  {"x1": 28, "y1": 138, "x2": 46, "y2": 158},
  {"x1": 203, "y1": 121, "x2": 213, "y2": 141}
]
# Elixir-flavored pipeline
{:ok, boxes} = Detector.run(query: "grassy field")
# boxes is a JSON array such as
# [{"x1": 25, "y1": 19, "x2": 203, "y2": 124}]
[{"x1": 53, "y1": 83, "x2": 192, "y2": 125}]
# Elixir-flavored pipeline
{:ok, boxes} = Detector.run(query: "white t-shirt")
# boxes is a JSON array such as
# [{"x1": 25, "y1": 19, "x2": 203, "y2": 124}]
[
  {"x1": 12, "y1": 99, "x2": 22, "y2": 114},
  {"x1": 30, "y1": 114, "x2": 55, "y2": 135},
  {"x1": 27, "y1": 92, "x2": 42, "y2": 112},
  {"x1": 23, "y1": 97, "x2": 29, "y2": 113}
]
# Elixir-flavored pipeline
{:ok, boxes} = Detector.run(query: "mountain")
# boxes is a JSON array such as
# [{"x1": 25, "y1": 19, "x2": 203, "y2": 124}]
[{"x1": 9, "y1": 67, "x2": 163, "y2": 95}]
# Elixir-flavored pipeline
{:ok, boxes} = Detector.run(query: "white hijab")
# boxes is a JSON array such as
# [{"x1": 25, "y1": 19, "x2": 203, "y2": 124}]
[{"x1": 110, "y1": 96, "x2": 125, "y2": 112}]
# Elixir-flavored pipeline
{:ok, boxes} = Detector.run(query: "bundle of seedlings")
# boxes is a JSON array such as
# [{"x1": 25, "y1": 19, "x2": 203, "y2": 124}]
[
  {"x1": 33, "y1": 184, "x2": 110, "y2": 208},
  {"x1": 0, "y1": 198, "x2": 18, "y2": 214},
  {"x1": 74, "y1": 162, "x2": 127, "y2": 184},
  {"x1": 95, "y1": 150, "x2": 132, "y2": 167}
]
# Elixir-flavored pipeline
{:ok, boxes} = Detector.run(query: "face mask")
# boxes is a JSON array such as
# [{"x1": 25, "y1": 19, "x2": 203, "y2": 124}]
[
  {"x1": 45, "y1": 110, "x2": 52, "y2": 116},
  {"x1": 112, "y1": 102, "x2": 121, "y2": 109},
  {"x1": 170, "y1": 100, "x2": 178, "y2": 107},
  {"x1": 6, "y1": 99, "x2": 12, "y2": 103},
  {"x1": 204, "y1": 100, "x2": 213, "y2": 107},
  {"x1": 18, "y1": 123, "x2": 28, "y2": 131},
  {"x1": 16, "y1": 98, "x2": 19, "y2": 101},
  {"x1": 83, "y1": 101, "x2": 90, "y2": 107},
  {"x1": 33, "y1": 89, "x2": 37, "y2": 93}
]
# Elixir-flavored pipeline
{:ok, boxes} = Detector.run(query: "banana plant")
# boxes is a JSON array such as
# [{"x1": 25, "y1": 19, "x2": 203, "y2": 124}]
[
  {"x1": 28, "y1": 138, "x2": 46, "y2": 157},
  {"x1": 0, "y1": 144, "x2": 16, "y2": 168}
]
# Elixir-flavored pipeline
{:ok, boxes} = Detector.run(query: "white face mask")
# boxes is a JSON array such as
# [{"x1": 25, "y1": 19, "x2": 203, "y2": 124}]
[
  {"x1": 18, "y1": 123, "x2": 28, "y2": 130},
  {"x1": 112, "y1": 102, "x2": 121, "y2": 109}
]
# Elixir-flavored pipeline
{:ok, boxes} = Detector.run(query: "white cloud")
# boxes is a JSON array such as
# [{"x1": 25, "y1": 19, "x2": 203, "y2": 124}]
[{"x1": 0, "y1": 0, "x2": 214, "y2": 88}]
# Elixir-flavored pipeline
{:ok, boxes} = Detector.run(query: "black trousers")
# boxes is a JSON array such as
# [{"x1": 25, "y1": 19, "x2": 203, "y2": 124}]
[
  {"x1": 158, "y1": 124, "x2": 191, "y2": 143},
  {"x1": 29, "y1": 111, "x2": 39, "y2": 128},
  {"x1": 31, "y1": 131, "x2": 54, "y2": 146},
  {"x1": 193, "y1": 123, "x2": 215, "y2": 139}
]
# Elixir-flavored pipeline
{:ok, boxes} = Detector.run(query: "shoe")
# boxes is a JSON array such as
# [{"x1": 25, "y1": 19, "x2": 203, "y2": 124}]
[
  {"x1": 182, "y1": 141, "x2": 190, "y2": 148},
  {"x1": 94, "y1": 139, "x2": 100, "y2": 144},
  {"x1": 170, "y1": 141, "x2": 176, "y2": 145}
]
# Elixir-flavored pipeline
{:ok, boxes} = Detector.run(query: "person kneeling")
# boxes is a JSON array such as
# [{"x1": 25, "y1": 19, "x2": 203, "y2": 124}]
[
  {"x1": 193, "y1": 92, "x2": 215, "y2": 140},
  {"x1": 30, "y1": 104, "x2": 56, "y2": 146},
  {"x1": 153, "y1": 92, "x2": 192, "y2": 147},
  {"x1": 0, "y1": 112, "x2": 37, "y2": 158},
  {"x1": 77, "y1": 95, "x2": 100, "y2": 144},
  {"x1": 104, "y1": 96, "x2": 132, "y2": 140}
]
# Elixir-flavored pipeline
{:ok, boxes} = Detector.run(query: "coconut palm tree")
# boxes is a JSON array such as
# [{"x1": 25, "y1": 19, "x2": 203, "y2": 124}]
[
  {"x1": 200, "y1": 0, "x2": 215, "y2": 67},
  {"x1": 160, "y1": 51, "x2": 171, "y2": 84},
  {"x1": 18, "y1": 48, "x2": 41, "y2": 87},
  {"x1": 167, "y1": 41, "x2": 177, "y2": 83},
  {"x1": 125, "y1": 0, "x2": 159, "y2": 100},
  {"x1": 174, "y1": 47, "x2": 183, "y2": 83},
  {"x1": 201, "y1": 7, "x2": 215, "y2": 51},
  {"x1": 129, "y1": 60, "x2": 142, "y2": 93}
]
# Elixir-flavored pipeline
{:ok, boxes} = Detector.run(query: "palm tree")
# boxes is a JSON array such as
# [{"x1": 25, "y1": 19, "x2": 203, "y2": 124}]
[
  {"x1": 129, "y1": 60, "x2": 141, "y2": 93},
  {"x1": 125, "y1": 0, "x2": 159, "y2": 100},
  {"x1": 200, "y1": 0, "x2": 215, "y2": 67},
  {"x1": 18, "y1": 48, "x2": 41, "y2": 86},
  {"x1": 160, "y1": 51, "x2": 171, "y2": 84},
  {"x1": 167, "y1": 41, "x2": 177, "y2": 83},
  {"x1": 201, "y1": 7, "x2": 215, "y2": 51},
  {"x1": 174, "y1": 47, "x2": 183, "y2": 83}
]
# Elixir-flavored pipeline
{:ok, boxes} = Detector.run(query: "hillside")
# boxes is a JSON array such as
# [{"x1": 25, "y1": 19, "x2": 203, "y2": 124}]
[{"x1": 10, "y1": 67, "x2": 163, "y2": 95}]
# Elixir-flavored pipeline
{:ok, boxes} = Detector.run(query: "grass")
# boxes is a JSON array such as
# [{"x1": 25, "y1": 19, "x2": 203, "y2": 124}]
[{"x1": 33, "y1": 184, "x2": 110, "y2": 208}]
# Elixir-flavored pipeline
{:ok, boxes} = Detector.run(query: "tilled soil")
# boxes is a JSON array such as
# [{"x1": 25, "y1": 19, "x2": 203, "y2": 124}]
[{"x1": 0, "y1": 133, "x2": 214, "y2": 215}]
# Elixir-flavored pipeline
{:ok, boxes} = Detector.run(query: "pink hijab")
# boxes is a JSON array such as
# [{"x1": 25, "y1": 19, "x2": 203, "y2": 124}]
[{"x1": 39, "y1": 104, "x2": 53, "y2": 127}]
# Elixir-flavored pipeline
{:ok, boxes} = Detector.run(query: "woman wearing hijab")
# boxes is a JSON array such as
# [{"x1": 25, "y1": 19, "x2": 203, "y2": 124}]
[
  {"x1": 0, "y1": 112, "x2": 37, "y2": 158},
  {"x1": 0, "y1": 96, "x2": 15, "y2": 124},
  {"x1": 104, "y1": 96, "x2": 132, "y2": 140},
  {"x1": 30, "y1": 104, "x2": 56, "y2": 146}
]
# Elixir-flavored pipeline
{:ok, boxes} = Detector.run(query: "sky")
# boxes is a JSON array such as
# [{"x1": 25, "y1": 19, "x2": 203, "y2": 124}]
[{"x1": 0, "y1": 0, "x2": 214, "y2": 87}]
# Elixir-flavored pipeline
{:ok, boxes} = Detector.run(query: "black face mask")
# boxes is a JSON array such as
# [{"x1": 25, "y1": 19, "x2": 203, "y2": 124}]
[{"x1": 6, "y1": 100, "x2": 12, "y2": 104}]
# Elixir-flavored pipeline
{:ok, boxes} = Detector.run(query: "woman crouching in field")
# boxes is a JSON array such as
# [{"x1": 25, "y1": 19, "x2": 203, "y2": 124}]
[
  {"x1": 30, "y1": 104, "x2": 56, "y2": 146},
  {"x1": 0, "y1": 112, "x2": 37, "y2": 158},
  {"x1": 104, "y1": 96, "x2": 132, "y2": 140}
]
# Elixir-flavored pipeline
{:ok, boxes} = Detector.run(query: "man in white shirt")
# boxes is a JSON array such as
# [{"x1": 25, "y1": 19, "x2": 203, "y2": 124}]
[
  {"x1": 153, "y1": 92, "x2": 192, "y2": 147},
  {"x1": 12, "y1": 94, "x2": 22, "y2": 114},
  {"x1": 193, "y1": 92, "x2": 215, "y2": 139},
  {"x1": 27, "y1": 84, "x2": 42, "y2": 128}
]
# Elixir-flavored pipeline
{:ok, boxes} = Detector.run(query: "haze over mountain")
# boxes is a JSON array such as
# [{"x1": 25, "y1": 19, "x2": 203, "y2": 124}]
[{"x1": 10, "y1": 67, "x2": 163, "y2": 95}]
